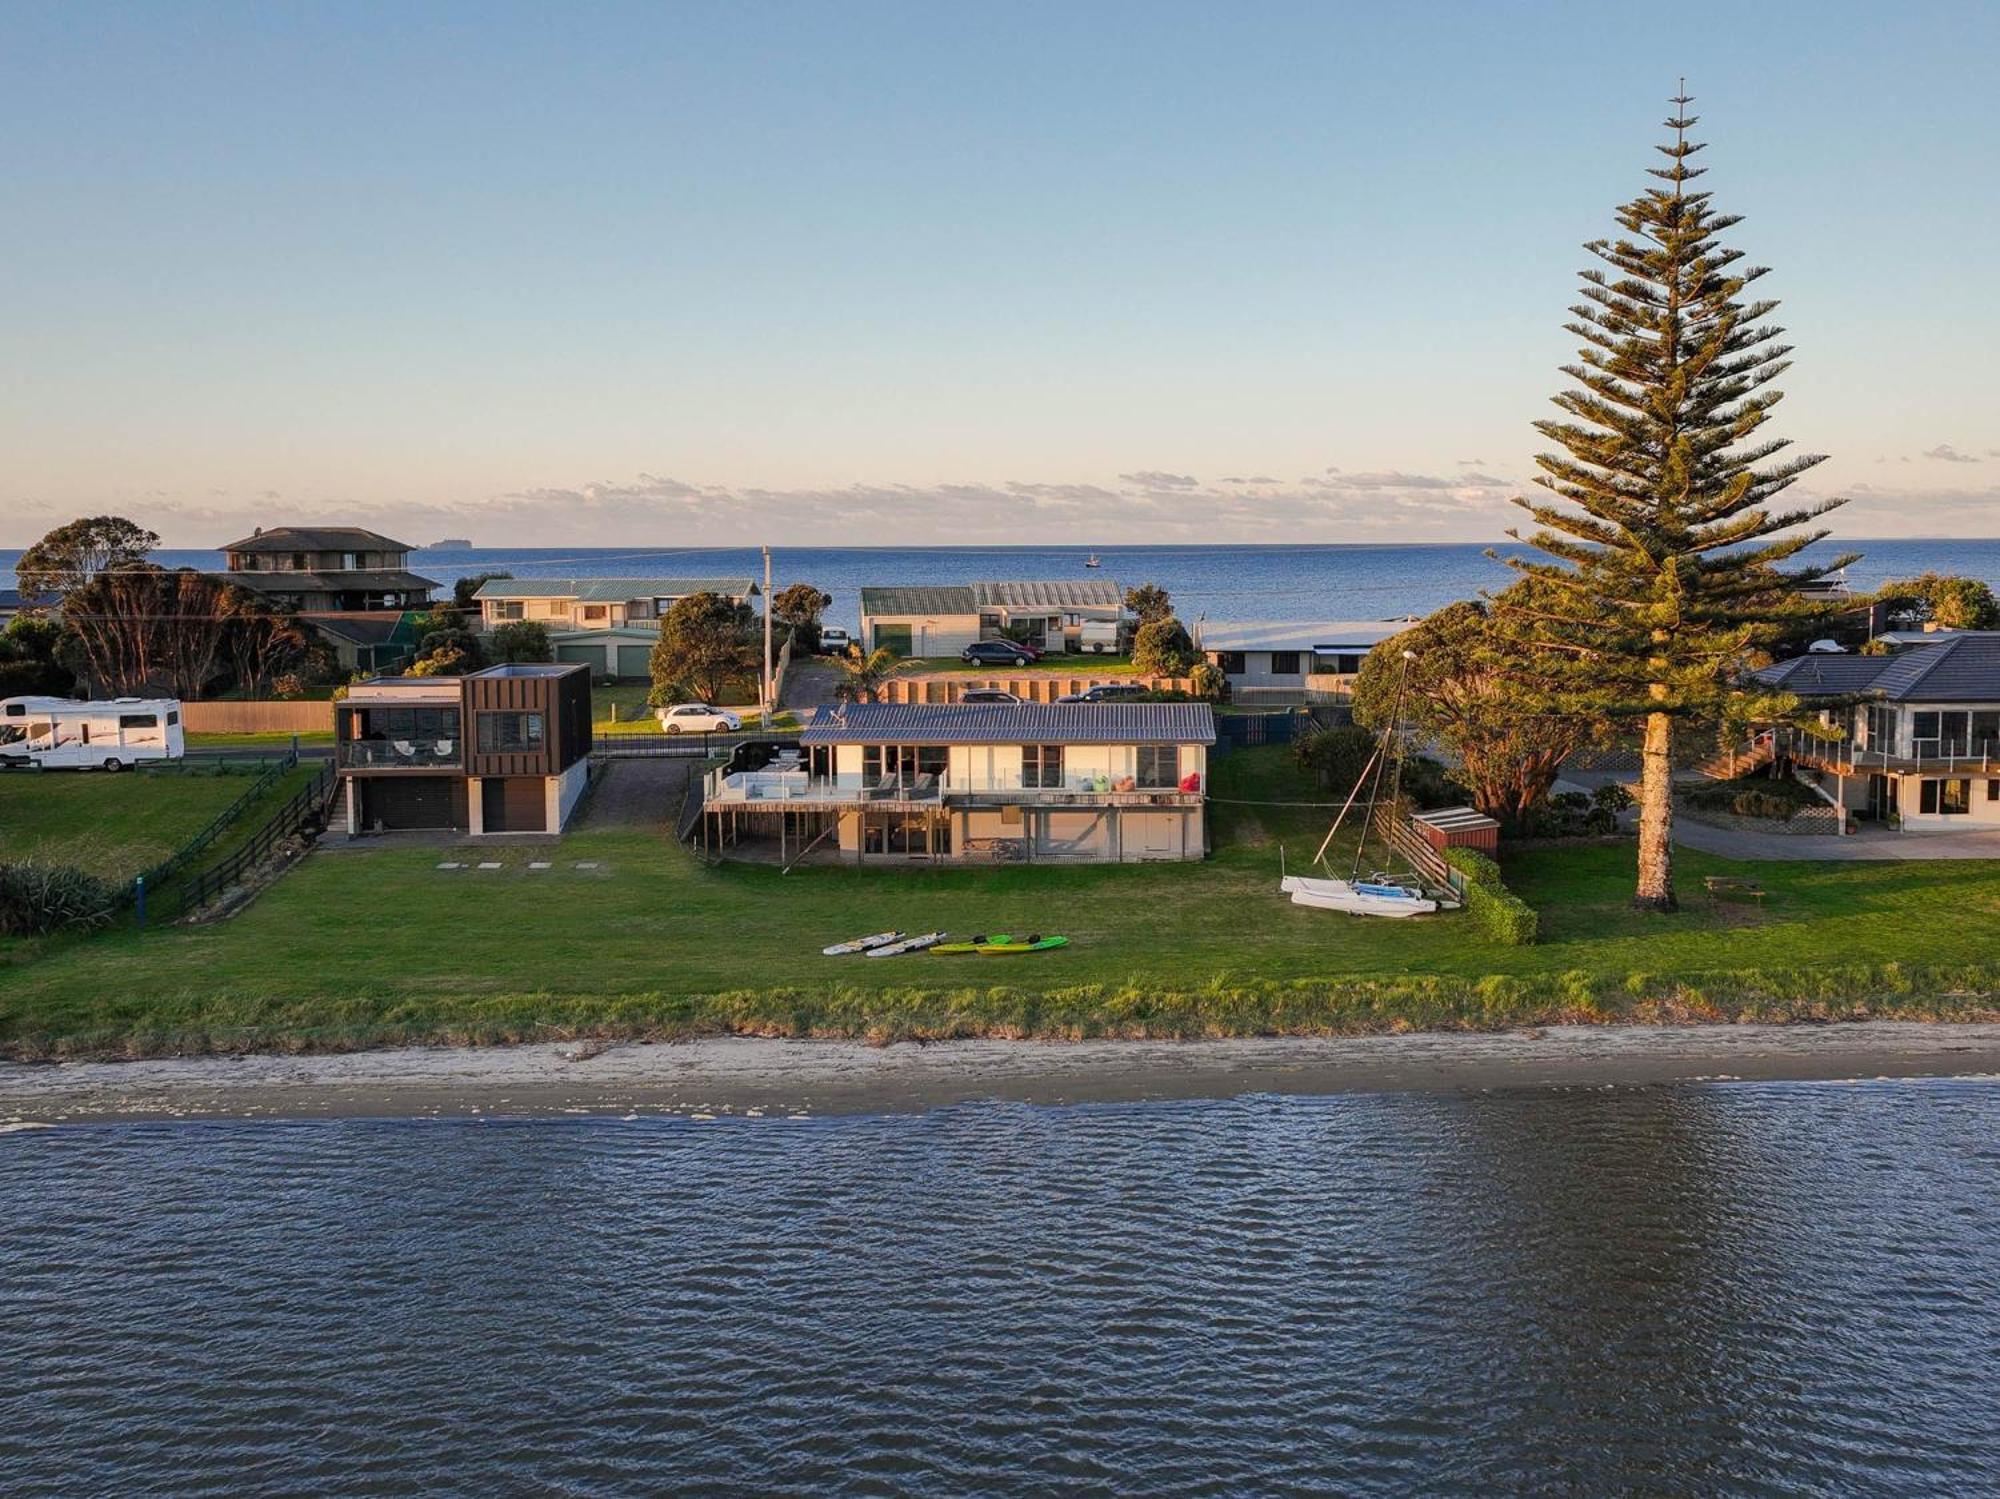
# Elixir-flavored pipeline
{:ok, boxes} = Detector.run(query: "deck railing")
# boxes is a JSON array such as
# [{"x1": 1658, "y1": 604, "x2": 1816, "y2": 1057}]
[{"x1": 175, "y1": 761, "x2": 338, "y2": 918}]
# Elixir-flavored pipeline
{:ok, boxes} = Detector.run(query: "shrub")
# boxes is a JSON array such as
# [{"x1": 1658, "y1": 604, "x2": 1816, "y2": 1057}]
[
  {"x1": 1187, "y1": 661, "x2": 1226, "y2": 701},
  {"x1": 1131, "y1": 616, "x2": 1198, "y2": 676},
  {"x1": 1730, "y1": 788, "x2": 1799, "y2": 821},
  {"x1": 488, "y1": 620, "x2": 554, "y2": 664},
  {"x1": 1444, "y1": 847, "x2": 1539, "y2": 946},
  {"x1": 0, "y1": 862, "x2": 118, "y2": 937}
]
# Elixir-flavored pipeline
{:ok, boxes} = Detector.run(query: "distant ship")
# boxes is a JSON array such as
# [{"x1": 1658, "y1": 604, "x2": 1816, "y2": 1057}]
[
  {"x1": 1083, "y1": 553, "x2": 1102, "y2": 569},
  {"x1": 430, "y1": 538, "x2": 472, "y2": 550}
]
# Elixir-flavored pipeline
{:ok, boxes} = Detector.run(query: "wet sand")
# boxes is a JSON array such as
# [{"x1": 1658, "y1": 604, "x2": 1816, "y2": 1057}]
[{"x1": 4, "y1": 1022, "x2": 2000, "y2": 1125}]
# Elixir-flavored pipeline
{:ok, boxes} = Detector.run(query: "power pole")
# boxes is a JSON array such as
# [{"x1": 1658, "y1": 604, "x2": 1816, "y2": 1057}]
[{"x1": 762, "y1": 544, "x2": 774, "y2": 715}]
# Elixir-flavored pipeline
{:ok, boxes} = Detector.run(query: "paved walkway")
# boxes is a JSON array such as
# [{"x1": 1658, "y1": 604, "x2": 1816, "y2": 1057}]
[
  {"x1": 1675, "y1": 819, "x2": 2000, "y2": 861},
  {"x1": 780, "y1": 657, "x2": 844, "y2": 712},
  {"x1": 575, "y1": 759, "x2": 692, "y2": 831}
]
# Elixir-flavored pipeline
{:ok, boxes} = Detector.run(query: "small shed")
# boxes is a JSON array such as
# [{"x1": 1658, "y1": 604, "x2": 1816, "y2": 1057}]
[{"x1": 1410, "y1": 805, "x2": 1501, "y2": 855}]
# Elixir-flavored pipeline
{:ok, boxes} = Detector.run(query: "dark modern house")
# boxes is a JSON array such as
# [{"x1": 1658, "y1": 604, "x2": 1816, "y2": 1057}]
[
  {"x1": 334, "y1": 663, "x2": 593, "y2": 835},
  {"x1": 215, "y1": 526, "x2": 438, "y2": 612}
]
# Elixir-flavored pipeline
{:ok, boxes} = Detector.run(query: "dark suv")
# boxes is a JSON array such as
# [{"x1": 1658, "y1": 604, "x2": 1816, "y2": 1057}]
[
  {"x1": 1056, "y1": 683, "x2": 1150, "y2": 703},
  {"x1": 961, "y1": 640, "x2": 1037, "y2": 666}
]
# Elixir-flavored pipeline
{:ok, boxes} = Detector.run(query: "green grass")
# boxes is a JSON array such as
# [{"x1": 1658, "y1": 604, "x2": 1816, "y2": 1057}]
[
  {"x1": 188, "y1": 730, "x2": 335, "y2": 748},
  {"x1": 0, "y1": 766, "x2": 288, "y2": 882},
  {"x1": 5, "y1": 746, "x2": 1997, "y2": 1056},
  {"x1": 591, "y1": 682, "x2": 794, "y2": 734}
]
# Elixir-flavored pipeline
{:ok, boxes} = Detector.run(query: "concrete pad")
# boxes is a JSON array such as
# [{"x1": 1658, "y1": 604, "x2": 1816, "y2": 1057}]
[
  {"x1": 435, "y1": 862, "x2": 463, "y2": 870},
  {"x1": 528, "y1": 861, "x2": 552, "y2": 870},
  {"x1": 476, "y1": 861, "x2": 503, "y2": 870}
]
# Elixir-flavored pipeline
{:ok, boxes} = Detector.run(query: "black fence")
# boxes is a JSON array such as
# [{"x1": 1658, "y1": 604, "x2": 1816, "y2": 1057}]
[
  {"x1": 1212, "y1": 707, "x2": 1348, "y2": 753},
  {"x1": 123, "y1": 751, "x2": 300, "y2": 916},
  {"x1": 174, "y1": 762, "x2": 338, "y2": 919}
]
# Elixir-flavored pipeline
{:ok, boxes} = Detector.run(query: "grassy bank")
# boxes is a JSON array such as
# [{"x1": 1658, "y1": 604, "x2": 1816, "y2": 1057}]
[
  {"x1": 0, "y1": 766, "x2": 290, "y2": 881},
  {"x1": 4, "y1": 749, "x2": 1997, "y2": 1056}
]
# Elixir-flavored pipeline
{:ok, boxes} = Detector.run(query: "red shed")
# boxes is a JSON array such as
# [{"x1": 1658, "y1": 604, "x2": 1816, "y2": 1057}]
[{"x1": 1411, "y1": 805, "x2": 1501, "y2": 855}]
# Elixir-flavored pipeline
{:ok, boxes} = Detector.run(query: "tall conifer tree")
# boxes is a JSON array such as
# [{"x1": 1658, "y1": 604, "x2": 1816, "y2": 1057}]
[{"x1": 1504, "y1": 90, "x2": 1850, "y2": 910}]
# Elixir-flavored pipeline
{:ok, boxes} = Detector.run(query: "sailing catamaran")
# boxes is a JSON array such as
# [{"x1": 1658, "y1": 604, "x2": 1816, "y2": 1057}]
[{"x1": 1283, "y1": 649, "x2": 1440, "y2": 917}]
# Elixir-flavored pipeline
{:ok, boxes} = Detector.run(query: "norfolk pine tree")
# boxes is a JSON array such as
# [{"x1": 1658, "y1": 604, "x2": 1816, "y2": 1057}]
[{"x1": 1503, "y1": 91, "x2": 1852, "y2": 911}]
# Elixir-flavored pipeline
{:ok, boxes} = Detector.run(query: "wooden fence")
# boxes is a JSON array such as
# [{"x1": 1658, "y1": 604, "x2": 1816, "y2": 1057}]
[
  {"x1": 870, "y1": 673, "x2": 1192, "y2": 705},
  {"x1": 182, "y1": 700, "x2": 334, "y2": 734}
]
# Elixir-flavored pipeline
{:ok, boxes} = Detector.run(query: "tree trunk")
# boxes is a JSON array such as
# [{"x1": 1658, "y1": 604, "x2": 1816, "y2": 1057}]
[{"x1": 1634, "y1": 708, "x2": 1677, "y2": 911}]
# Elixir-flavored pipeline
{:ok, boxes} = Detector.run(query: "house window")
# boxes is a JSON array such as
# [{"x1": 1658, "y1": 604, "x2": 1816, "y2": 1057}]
[
  {"x1": 494, "y1": 601, "x2": 524, "y2": 621},
  {"x1": 342, "y1": 552, "x2": 360, "y2": 570},
  {"x1": 1216, "y1": 652, "x2": 1246, "y2": 675},
  {"x1": 1269, "y1": 651, "x2": 1302, "y2": 676},
  {"x1": 979, "y1": 613, "x2": 1002, "y2": 634},
  {"x1": 1975, "y1": 712, "x2": 2000, "y2": 755},
  {"x1": 477, "y1": 712, "x2": 544, "y2": 753},
  {"x1": 862, "y1": 744, "x2": 946, "y2": 787},
  {"x1": 582, "y1": 604, "x2": 609, "y2": 622},
  {"x1": 1021, "y1": 745, "x2": 1064, "y2": 789},
  {"x1": 1919, "y1": 778, "x2": 1971, "y2": 815},
  {"x1": 1989, "y1": 779, "x2": 1999, "y2": 802},
  {"x1": 290, "y1": 552, "x2": 308, "y2": 571},
  {"x1": 1136, "y1": 745, "x2": 1179, "y2": 788}
]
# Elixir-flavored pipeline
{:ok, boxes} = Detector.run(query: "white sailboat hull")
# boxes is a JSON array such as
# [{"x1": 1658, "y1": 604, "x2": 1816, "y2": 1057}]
[{"x1": 1282, "y1": 875, "x2": 1437, "y2": 918}]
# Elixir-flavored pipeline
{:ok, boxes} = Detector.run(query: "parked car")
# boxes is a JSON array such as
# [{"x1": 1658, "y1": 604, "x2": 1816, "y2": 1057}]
[
  {"x1": 818, "y1": 627, "x2": 853, "y2": 655},
  {"x1": 1806, "y1": 638, "x2": 1848, "y2": 654},
  {"x1": 1056, "y1": 683, "x2": 1150, "y2": 703},
  {"x1": 958, "y1": 688, "x2": 1021, "y2": 704},
  {"x1": 656, "y1": 703, "x2": 742, "y2": 733},
  {"x1": 961, "y1": 640, "x2": 1037, "y2": 666}
]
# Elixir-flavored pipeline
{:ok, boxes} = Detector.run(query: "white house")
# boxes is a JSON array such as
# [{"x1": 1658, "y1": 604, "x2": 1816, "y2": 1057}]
[
  {"x1": 472, "y1": 577, "x2": 759, "y2": 632},
  {"x1": 698, "y1": 702, "x2": 1213, "y2": 863},
  {"x1": 858, "y1": 580, "x2": 1126, "y2": 657},
  {"x1": 1751, "y1": 632, "x2": 2000, "y2": 832},
  {"x1": 1198, "y1": 619, "x2": 1412, "y2": 701}
]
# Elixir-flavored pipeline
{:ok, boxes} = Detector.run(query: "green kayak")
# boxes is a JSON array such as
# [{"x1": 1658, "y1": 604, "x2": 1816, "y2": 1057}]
[
  {"x1": 977, "y1": 934, "x2": 1068, "y2": 954},
  {"x1": 932, "y1": 933, "x2": 1011, "y2": 955}
]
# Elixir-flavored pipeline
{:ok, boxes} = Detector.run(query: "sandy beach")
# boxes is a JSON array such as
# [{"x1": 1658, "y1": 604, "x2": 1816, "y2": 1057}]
[{"x1": 3, "y1": 1022, "x2": 1998, "y2": 1125}]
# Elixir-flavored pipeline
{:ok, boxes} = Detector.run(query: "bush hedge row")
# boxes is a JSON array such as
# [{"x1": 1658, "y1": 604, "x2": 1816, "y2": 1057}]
[
  {"x1": 1444, "y1": 847, "x2": 1540, "y2": 946},
  {"x1": 0, "y1": 862, "x2": 118, "y2": 937}
]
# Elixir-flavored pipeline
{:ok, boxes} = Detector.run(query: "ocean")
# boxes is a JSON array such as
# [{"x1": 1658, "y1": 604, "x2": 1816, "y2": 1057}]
[
  {"x1": 4, "y1": 1081, "x2": 1998, "y2": 1494},
  {"x1": 4, "y1": 538, "x2": 1997, "y2": 632}
]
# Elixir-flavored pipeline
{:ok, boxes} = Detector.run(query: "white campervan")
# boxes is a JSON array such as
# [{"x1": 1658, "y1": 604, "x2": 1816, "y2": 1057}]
[{"x1": 0, "y1": 696, "x2": 185, "y2": 770}]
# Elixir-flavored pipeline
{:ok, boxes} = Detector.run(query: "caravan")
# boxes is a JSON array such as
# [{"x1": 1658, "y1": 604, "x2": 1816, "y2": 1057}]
[{"x1": 0, "y1": 696, "x2": 185, "y2": 770}]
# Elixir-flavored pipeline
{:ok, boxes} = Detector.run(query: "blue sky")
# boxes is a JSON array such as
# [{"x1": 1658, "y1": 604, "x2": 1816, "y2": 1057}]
[{"x1": 4, "y1": 1, "x2": 1997, "y2": 545}]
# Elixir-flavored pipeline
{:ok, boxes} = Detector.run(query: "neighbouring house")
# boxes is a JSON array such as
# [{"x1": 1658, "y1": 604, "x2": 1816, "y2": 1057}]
[
  {"x1": 1749, "y1": 631, "x2": 2000, "y2": 832},
  {"x1": 471, "y1": 577, "x2": 759, "y2": 632},
  {"x1": 1197, "y1": 620, "x2": 1411, "y2": 701},
  {"x1": 0, "y1": 588, "x2": 24, "y2": 625},
  {"x1": 334, "y1": 662, "x2": 593, "y2": 836},
  {"x1": 306, "y1": 611, "x2": 426, "y2": 674},
  {"x1": 858, "y1": 580, "x2": 1126, "y2": 657},
  {"x1": 699, "y1": 701, "x2": 1213, "y2": 863},
  {"x1": 215, "y1": 527, "x2": 437, "y2": 612}
]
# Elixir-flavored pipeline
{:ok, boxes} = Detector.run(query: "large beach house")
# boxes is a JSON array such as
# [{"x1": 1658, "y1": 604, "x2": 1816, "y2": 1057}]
[
  {"x1": 1750, "y1": 631, "x2": 2000, "y2": 831},
  {"x1": 470, "y1": 576, "x2": 761, "y2": 680},
  {"x1": 699, "y1": 701, "x2": 1213, "y2": 863},
  {"x1": 858, "y1": 580, "x2": 1126, "y2": 657},
  {"x1": 1197, "y1": 619, "x2": 1411, "y2": 702},
  {"x1": 334, "y1": 662, "x2": 593, "y2": 836},
  {"x1": 215, "y1": 527, "x2": 437, "y2": 613}
]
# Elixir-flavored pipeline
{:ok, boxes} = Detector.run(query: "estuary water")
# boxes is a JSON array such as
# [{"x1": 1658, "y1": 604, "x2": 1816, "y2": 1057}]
[{"x1": 4, "y1": 1080, "x2": 1999, "y2": 1496}]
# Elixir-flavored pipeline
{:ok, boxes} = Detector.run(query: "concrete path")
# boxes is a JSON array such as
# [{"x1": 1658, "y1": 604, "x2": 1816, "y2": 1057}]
[
  {"x1": 780, "y1": 657, "x2": 843, "y2": 712},
  {"x1": 1675, "y1": 819, "x2": 2000, "y2": 861},
  {"x1": 575, "y1": 759, "x2": 693, "y2": 831}
]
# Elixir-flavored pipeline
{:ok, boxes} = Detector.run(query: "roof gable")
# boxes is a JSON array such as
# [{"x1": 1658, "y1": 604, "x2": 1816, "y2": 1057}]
[
  {"x1": 801, "y1": 701, "x2": 1215, "y2": 746},
  {"x1": 857, "y1": 585, "x2": 977, "y2": 617},
  {"x1": 221, "y1": 527, "x2": 410, "y2": 553}
]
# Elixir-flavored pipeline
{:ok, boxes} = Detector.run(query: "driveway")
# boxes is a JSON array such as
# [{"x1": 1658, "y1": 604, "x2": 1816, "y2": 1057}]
[
  {"x1": 575, "y1": 759, "x2": 694, "y2": 831},
  {"x1": 1674, "y1": 819, "x2": 2000, "y2": 861},
  {"x1": 780, "y1": 657, "x2": 844, "y2": 712}
]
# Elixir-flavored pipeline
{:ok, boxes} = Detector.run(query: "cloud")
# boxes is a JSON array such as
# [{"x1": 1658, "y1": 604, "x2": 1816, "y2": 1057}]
[
  {"x1": 1923, "y1": 444, "x2": 1982, "y2": 464},
  {"x1": 1116, "y1": 470, "x2": 1200, "y2": 490},
  {"x1": 1309, "y1": 469, "x2": 1511, "y2": 491},
  {"x1": 1456, "y1": 458, "x2": 1487, "y2": 466}
]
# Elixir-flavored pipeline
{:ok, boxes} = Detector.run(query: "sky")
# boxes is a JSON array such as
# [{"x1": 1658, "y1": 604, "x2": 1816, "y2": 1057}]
[{"x1": 3, "y1": 0, "x2": 1998, "y2": 547}]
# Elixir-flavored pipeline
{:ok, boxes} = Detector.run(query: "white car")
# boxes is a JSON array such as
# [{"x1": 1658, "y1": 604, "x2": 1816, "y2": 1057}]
[
  {"x1": 656, "y1": 703, "x2": 742, "y2": 734},
  {"x1": 819, "y1": 627, "x2": 853, "y2": 655}
]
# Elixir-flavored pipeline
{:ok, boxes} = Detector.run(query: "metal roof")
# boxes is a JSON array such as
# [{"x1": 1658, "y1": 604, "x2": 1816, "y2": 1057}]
[
  {"x1": 1753, "y1": 634, "x2": 2000, "y2": 702},
  {"x1": 1198, "y1": 619, "x2": 1412, "y2": 654},
  {"x1": 801, "y1": 702, "x2": 1216, "y2": 746},
  {"x1": 971, "y1": 579, "x2": 1124, "y2": 609},
  {"x1": 225, "y1": 568, "x2": 438, "y2": 594},
  {"x1": 858, "y1": 585, "x2": 977, "y2": 617},
  {"x1": 221, "y1": 527, "x2": 412, "y2": 553},
  {"x1": 472, "y1": 577, "x2": 758, "y2": 603},
  {"x1": 1412, "y1": 805, "x2": 1501, "y2": 832}
]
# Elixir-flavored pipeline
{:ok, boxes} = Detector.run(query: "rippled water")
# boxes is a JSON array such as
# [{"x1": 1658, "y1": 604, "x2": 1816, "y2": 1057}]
[{"x1": 5, "y1": 1083, "x2": 2000, "y2": 1495}]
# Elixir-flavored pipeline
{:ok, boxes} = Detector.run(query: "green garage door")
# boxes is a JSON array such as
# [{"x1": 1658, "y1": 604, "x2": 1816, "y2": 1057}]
[
  {"x1": 874, "y1": 623, "x2": 912, "y2": 658},
  {"x1": 616, "y1": 643, "x2": 653, "y2": 679},
  {"x1": 557, "y1": 642, "x2": 607, "y2": 674}
]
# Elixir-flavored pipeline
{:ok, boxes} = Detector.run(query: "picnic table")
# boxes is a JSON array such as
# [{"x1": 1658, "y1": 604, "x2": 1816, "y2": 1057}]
[{"x1": 1703, "y1": 875, "x2": 1767, "y2": 904}]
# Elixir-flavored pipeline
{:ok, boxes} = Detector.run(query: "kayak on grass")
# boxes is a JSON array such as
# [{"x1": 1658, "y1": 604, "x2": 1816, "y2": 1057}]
[
  {"x1": 865, "y1": 931, "x2": 948, "y2": 957},
  {"x1": 822, "y1": 930, "x2": 903, "y2": 956},
  {"x1": 931, "y1": 934, "x2": 1008, "y2": 955},
  {"x1": 976, "y1": 934, "x2": 1068, "y2": 954}
]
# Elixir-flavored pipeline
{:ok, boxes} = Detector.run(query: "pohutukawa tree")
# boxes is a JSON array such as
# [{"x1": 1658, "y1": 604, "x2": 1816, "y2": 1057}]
[{"x1": 1503, "y1": 90, "x2": 1851, "y2": 911}]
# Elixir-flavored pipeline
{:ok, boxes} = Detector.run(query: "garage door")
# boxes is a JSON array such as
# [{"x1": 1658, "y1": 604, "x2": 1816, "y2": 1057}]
[
  {"x1": 557, "y1": 642, "x2": 607, "y2": 673},
  {"x1": 481, "y1": 776, "x2": 547, "y2": 833},
  {"x1": 874, "y1": 623, "x2": 912, "y2": 658},
  {"x1": 616, "y1": 643, "x2": 652, "y2": 679},
  {"x1": 362, "y1": 777, "x2": 465, "y2": 831}
]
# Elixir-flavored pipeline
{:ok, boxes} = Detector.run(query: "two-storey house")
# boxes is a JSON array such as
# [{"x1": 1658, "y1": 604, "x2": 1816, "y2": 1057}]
[
  {"x1": 1197, "y1": 619, "x2": 1410, "y2": 703},
  {"x1": 1750, "y1": 632, "x2": 2000, "y2": 831},
  {"x1": 698, "y1": 702, "x2": 1212, "y2": 863},
  {"x1": 334, "y1": 662, "x2": 593, "y2": 835},
  {"x1": 470, "y1": 577, "x2": 761, "y2": 678},
  {"x1": 215, "y1": 527, "x2": 437, "y2": 612}
]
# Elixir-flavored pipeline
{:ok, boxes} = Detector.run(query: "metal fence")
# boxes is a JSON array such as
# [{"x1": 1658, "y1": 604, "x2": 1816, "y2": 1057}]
[
  {"x1": 174, "y1": 762, "x2": 338, "y2": 918},
  {"x1": 124, "y1": 750, "x2": 300, "y2": 919},
  {"x1": 1212, "y1": 708, "x2": 1347, "y2": 753}
]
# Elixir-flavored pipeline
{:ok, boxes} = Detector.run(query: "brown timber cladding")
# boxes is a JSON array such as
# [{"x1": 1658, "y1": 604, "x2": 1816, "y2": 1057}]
[{"x1": 463, "y1": 666, "x2": 592, "y2": 778}]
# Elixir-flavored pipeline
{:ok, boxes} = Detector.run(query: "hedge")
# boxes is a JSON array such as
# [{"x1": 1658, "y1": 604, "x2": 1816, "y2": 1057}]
[{"x1": 1444, "y1": 847, "x2": 1540, "y2": 946}]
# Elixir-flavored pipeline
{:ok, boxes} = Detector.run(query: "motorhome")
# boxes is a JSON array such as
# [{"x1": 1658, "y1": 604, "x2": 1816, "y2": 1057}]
[{"x1": 0, "y1": 696, "x2": 185, "y2": 770}]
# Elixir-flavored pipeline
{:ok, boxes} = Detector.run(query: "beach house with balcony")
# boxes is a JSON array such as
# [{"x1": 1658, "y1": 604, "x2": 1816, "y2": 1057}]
[
  {"x1": 471, "y1": 577, "x2": 761, "y2": 679},
  {"x1": 858, "y1": 580, "x2": 1126, "y2": 657},
  {"x1": 698, "y1": 701, "x2": 1212, "y2": 863},
  {"x1": 1197, "y1": 620, "x2": 1411, "y2": 703},
  {"x1": 214, "y1": 527, "x2": 437, "y2": 612},
  {"x1": 334, "y1": 662, "x2": 593, "y2": 835},
  {"x1": 1748, "y1": 632, "x2": 2000, "y2": 831}
]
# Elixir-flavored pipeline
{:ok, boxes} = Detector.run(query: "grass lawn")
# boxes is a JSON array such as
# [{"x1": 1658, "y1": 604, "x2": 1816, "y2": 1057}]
[
  {"x1": 591, "y1": 682, "x2": 795, "y2": 734},
  {"x1": 0, "y1": 765, "x2": 299, "y2": 882},
  {"x1": 5, "y1": 747, "x2": 1997, "y2": 1056},
  {"x1": 188, "y1": 730, "x2": 335, "y2": 749}
]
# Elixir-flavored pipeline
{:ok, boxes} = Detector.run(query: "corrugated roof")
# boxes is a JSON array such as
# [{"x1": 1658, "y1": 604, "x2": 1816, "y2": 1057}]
[
  {"x1": 971, "y1": 579, "x2": 1124, "y2": 609},
  {"x1": 221, "y1": 527, "x2": 412, "y2": 553},
  {"x1": 801, "y1": 702, "x2": 1215, "y2": 746},
  {"x1": 858, "y1": 585, "x2": 977, "y2": 617},
  {"x1": 472, "y1": 577, "x2": 758, "y2": 602},
  {"x1": 1199, "y1": 619, "x2": 1411, "y2": 654},
  {"x1": 225, "y1": 569, "x2": 438, "y2": 594}
]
